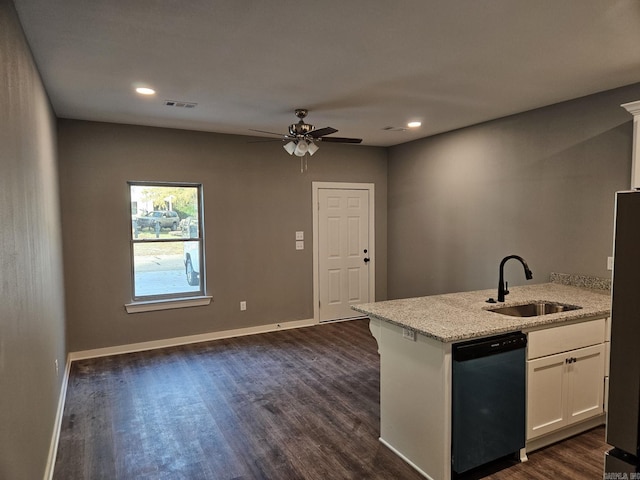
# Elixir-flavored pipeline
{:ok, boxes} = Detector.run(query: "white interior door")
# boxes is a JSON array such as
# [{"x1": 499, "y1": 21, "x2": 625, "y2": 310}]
[{"x1": 317, "y1": 188, "x2": 371, "y2": 322}]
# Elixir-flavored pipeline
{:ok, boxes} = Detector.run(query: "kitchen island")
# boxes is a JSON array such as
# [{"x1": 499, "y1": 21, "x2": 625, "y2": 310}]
[{"x1": 353, "y1": 280, "x2": 611, "y2": 480}]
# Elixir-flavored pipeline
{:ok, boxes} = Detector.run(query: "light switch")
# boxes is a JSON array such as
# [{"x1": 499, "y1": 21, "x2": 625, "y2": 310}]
[
  {"x1": 607, "y1": 256, "x2": 614, "y2": 270},
  {"x1": 296, "y1": 241, "x2": 304, "y2": 250},
  {"x1": 296, "y1": 231, "x2": 304, "y2": 240}
]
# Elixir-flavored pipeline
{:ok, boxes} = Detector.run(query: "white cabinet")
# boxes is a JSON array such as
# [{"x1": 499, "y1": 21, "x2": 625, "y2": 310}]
[
  {"x1": 527, "y1": 343, "x2": 604, "y2": 439},
  {"x1": 526, "y1": 318, "x2": 606, "y2": 443}
]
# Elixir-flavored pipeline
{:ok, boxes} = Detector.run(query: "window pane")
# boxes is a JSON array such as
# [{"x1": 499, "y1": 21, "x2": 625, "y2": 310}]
[
  {"x1": 133, "y1": 242, "x2": 200, "y2": 297},
  {"x1": 130, "y1": 185, "x2": 199, "y2": 239}
]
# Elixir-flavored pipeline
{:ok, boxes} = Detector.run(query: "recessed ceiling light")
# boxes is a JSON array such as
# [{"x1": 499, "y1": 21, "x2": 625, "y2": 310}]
[
  {"x1": 135, "y1": 87, "x2": 156, "y2": 95},
  {"x1": 407, "y1": 121, "x2": 422, "y2": 128}
]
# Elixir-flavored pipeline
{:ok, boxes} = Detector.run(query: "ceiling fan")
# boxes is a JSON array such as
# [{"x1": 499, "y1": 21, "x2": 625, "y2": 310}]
[{"x1": 250, "y1": 109, "x2": 362, "y2": 171}]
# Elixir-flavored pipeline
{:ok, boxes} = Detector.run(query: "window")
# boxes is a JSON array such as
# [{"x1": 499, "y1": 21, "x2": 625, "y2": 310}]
[{"x1": 129, "y1": 182, "x2": 204, "y2": 301}]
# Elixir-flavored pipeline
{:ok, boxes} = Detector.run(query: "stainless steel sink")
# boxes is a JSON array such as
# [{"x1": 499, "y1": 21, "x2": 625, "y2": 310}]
[{"x1": 487, "y1": 301, "x2": 581, "y2": 317}]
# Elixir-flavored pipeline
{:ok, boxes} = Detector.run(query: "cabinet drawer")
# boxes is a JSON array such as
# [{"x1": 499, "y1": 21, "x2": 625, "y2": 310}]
[{"x1": 528, "y1": 318, "x2": 606, "y2": 360}]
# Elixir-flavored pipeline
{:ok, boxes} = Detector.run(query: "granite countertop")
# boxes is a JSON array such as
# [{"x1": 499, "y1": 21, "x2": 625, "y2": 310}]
[{"x1": 352, "y1": 282, "x2": 611, "y2": 343}]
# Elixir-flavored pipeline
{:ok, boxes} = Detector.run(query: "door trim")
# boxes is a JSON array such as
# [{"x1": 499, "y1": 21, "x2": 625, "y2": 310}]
[{"x1": 312, "y1": 182, "x2": 375, "y2": 323}]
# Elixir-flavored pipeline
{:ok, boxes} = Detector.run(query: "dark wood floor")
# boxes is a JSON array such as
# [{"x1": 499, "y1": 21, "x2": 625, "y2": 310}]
[
  {"x1": 459, "y1": 426, "x2": 608, "y2": 479},
  {"x1": 54, "y1": 319, "x2": 609, "y2": 479}
]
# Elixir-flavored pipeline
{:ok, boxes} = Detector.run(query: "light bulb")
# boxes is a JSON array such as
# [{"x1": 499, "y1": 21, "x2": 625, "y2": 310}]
[{"x1": 135, "y1": 87, "x2": 156, "y2": 95}]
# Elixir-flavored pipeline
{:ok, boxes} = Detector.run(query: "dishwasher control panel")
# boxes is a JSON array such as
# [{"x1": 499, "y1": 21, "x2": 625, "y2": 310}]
[{"x1": 453, "y1": 331, "x2": 527, "y2": 361}]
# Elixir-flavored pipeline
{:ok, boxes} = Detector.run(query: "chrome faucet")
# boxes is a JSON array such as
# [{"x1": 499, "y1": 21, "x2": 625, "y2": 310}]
[{"x1": 496, "y1": 255, "x2": 533, "y2": 302}]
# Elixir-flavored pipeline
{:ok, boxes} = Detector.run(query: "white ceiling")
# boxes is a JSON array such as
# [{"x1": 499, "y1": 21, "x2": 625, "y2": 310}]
[{"x1": 12, "y1": 0, "x2": 640, "y2": 147}]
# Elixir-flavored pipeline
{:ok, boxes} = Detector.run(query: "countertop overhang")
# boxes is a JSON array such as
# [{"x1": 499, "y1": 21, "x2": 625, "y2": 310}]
[{"x1": 352, "y1": 283, "x2": 611, "y2": 343}]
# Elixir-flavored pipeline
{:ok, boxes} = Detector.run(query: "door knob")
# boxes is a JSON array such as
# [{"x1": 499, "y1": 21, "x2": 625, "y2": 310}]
[{"x1": 364, "y1": 257, "x2": 370, "y2": 263}]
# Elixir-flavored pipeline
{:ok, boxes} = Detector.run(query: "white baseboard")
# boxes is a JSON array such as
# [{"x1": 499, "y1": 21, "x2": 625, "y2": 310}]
[
  {"x1": 379, "y1": 437, "x2": 434, "y2": 480},
  {"x1": 68, "y1": 317, "x2": 317, "y2": 361},
  {"x1": 43, "y1": 356, "x2": 71, "y2": 480}
]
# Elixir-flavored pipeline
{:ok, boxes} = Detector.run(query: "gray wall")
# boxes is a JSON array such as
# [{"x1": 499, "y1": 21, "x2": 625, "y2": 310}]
[
  {"x1": 0, "y1": 2, "x2": 67, "y2": 479},
  {"x1": 58, "y1": 120, "x2": 387, "y2": 352},
  {"x1": 387, "y1": 83, "x2": 640, "y2": 299}
]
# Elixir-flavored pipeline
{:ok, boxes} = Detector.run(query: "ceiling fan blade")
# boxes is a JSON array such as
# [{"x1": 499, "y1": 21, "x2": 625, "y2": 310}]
[
  {"x1": 319, "y1": 136, "x2": 363, "y2": 144},
  {"x1": 248, "y1": 138, "x2": 284, "y2": 143},
  {"x1": 249, "y1": 128, "x2": 285, "y2": 137},
  {"x1": 308, "y1": 127, "x2": 338, "y2": 138}
]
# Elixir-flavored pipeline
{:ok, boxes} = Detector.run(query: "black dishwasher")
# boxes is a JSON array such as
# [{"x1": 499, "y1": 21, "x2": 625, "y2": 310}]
[{"x1": 451, "y1": 331, "x2": 527, "y2": 475}]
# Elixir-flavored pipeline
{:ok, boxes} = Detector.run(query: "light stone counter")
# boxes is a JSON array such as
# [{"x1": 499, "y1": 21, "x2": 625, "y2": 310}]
[
  {"x1": 352, "y1": 282, "x2": 611, "y2": 343},
  {"x1": 356, "y1": 278, "x2": 611, "y2": 479}
]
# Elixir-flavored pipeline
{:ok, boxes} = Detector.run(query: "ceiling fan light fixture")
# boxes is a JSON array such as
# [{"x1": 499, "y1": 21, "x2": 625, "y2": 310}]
[
  {"x1": 294, "y1": 140, "x2": 308, "y2": 157},
  {"x1": 249, "y1": 110, "x2": 359, "y2": 167},
  {"x1": 307, "y1": 141, "x2": 319, "y2": 156},
  {"x1": 283, "y1": 141, "x2": 296, "y2": 155}
]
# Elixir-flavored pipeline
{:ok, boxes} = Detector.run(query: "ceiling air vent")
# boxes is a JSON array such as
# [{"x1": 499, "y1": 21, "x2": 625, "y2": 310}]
[
  {"x1": 164, "y1": 100, "x2": 197, "y2": 108},
  {"x1": 382, "y1": 126, "x2": 407, "y2": 132}
]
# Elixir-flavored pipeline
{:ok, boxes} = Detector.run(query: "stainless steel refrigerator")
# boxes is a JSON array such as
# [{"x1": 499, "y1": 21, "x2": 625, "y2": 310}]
[{"x1": 605, "y1": 190, "x2": 640, "y2": 475}]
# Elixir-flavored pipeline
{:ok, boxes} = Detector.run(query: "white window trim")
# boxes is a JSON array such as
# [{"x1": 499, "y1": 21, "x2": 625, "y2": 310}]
[{"x1": 125, "y1": 296, "x2": 212, "y2": 314}]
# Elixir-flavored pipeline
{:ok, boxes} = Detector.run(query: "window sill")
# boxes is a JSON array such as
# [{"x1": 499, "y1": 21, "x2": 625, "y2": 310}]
[{"x1": 125, "y1": 296, "x2": 212, "y2": 314}]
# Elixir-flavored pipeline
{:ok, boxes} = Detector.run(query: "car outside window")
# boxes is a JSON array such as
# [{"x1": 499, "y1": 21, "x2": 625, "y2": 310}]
[{"x1": 129, "y1": 182, "x2": 204, "y2": 300}]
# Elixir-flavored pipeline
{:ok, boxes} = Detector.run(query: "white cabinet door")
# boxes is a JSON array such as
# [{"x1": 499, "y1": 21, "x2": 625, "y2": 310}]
[
  {"x1": 527, "y1": 343, "x2": 605, "y2": 440},
  {"x1": 567, "y1": 344, "x2": 605, "y2": 425},
  {"x1": 527, "y1": 352, "x2": 567, "y2": 439}
]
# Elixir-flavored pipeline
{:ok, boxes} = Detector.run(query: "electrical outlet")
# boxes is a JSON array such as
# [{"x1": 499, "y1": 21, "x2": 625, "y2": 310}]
[
  {"x1": 607, "y1": 256, "x2": 614, "y2": 271},
  {"x1": 295, "y1": 231, "x2": 304, "y2": 240},
  {"x1": 296, "y1": 241, "x2": 304, "y2": 250},
  {"x1": 402, "y1": 328, "x2": 416, "y2": 341},
  {"x1": 55, "y1": 358, "x2": 59, "y2": 375},
  {"x1": 240, "y1": 301, "x2": 247, "y2": 311}
]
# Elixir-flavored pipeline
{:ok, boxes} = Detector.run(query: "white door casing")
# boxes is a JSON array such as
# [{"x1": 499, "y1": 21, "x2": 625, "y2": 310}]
[{"x1": 313, "y1": 182, "x2": 375, "y2": 323}]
